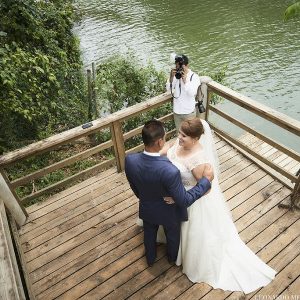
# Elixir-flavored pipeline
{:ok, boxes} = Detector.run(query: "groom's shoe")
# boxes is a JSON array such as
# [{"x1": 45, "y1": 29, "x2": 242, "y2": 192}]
[
  {"x1": 146, "y1": 257, "x2": 155, "y2": 267},
  {"x1": 147, "y1": 260, "x2": 154, "y2": 267},
  {"x1": 167, "y1": 257, "x2": 176, "y2": 265}
]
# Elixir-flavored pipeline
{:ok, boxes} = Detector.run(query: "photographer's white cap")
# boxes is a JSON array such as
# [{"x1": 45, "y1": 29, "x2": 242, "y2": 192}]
[{"x1": 170, "y1": 52, "x2": 176, "y2": 63}]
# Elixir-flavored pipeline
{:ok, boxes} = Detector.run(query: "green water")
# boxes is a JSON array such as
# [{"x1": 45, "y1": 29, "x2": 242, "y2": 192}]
[{"x1": 73, "y1": 0, "x2": 300, "y2": 152}]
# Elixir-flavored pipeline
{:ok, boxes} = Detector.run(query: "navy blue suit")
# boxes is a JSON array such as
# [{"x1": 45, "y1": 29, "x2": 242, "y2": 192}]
[{"x1": 125, "y1": 152, "x2": 211, "y2": 265}]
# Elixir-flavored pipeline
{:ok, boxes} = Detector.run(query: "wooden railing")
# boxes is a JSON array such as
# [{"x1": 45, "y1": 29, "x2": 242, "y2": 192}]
[
  {"x1": 0, "y1": 92, "x2": 174, "y2": 211},
  {"x1": 0, "y1": 79, "x2": 299, "y2": 220},
  {"x1": 206, "y1": 80, "x2": 300, "y2": 209},
  {"x1": 0, "y1": 78, "x2": 299, "y2": 300},
  {"x1": 0, "y1": 199, "x2": 26, "y2": 299}
]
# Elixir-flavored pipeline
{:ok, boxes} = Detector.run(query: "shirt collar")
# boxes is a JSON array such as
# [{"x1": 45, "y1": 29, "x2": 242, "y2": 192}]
[{"x1": 143, "y1": 150, "x2": 160, "y2": 157}]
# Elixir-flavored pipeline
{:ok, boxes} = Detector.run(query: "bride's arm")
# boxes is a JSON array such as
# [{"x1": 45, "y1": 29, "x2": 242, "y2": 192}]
[
  {"x1": 192, "y1": 164, "x2": 214, "y2": 194},
  {"x1": 164, "y1": 163, "x2": 213, "y2": 205},
  {"x1": 191, "y1": 164, "x2": 206, "y2": 181}
]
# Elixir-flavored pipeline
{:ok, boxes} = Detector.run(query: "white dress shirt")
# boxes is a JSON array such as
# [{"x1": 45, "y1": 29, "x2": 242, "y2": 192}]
[
  {"x1": 166, "y1": 69, "x2": 200, "y2": 114},
  {"x1": 143, "y1": 150, "x2": 160, "y2": 157}
]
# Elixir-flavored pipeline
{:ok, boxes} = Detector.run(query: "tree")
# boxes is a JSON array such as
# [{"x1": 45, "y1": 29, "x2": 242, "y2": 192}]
[
  {"x1": 284, "y1": 2, "x2": 300, "y2": 21},
  {"x1": 0, "y1": 0, "x2": 87, "y2": 153}
]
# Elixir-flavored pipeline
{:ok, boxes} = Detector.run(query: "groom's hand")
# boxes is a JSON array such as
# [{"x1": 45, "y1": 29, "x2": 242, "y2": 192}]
[
  {"x1": 164, "y1": 197, "x2": 175, "y2": 204},
  {"x1": 203, "y1": 164, "x2": 214, "y2": 182}
]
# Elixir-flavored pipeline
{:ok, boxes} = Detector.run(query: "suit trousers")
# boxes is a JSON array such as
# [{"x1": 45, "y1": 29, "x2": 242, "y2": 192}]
[
  {"x1": 173, "y1": 110, "x2": 196, "y2": 131},
  {"x1": 143, "y1": 220, "x2": 181, "y2": 265}
]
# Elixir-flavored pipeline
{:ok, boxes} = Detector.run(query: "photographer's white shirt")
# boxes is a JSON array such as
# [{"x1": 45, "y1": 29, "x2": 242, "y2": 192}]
[{"x1": 166, "y1": 69, "x2": 200, "y2": 114}]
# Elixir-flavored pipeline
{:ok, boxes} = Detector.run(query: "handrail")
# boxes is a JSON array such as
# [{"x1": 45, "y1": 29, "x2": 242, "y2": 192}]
[
  {"x1": 207, "y1": 81, "x2": 300, "y2": 136},
  {"x1": 0, "y1": 79, "x2": 299, "y2": 207},
  {"x1": 206, "y1": 80, "x2": 300, "y2": 209},
  {"x1": 210, "y1": 124, "x2": 298, "y2": 182},
  {"x1": 0, "y1": 92, "x2": 172, "y2": 204},
  {"x1": 0, "y1": 92, "x2": 172, "y2": 167},
  {"x1": 209, "y1": 106, "x2": 300, "y2": 162},
  {"x1": 0, "y1": 199, "x2": 26, "y2": 299}
]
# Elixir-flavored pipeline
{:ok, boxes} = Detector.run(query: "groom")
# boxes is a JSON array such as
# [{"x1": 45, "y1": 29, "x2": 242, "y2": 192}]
[{"x1": 125, "y1": 120, "x2": 213, "y2": 266}]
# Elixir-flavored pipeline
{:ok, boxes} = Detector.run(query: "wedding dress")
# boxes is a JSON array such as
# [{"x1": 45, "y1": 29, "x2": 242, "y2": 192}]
[{"x1": 161, "y1": 120, "x2": 276, "y2": 293}]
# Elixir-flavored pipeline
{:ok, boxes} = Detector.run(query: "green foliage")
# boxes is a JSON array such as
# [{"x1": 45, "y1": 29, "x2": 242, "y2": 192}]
[
  {"x1": 284, "y1": 2, "x2": 300, "y2": 21},
  {"x1": 94, "y1": 54, "x2": 227, "y2": 148},
  {"x1": 0, "y1": 0, "x2": 87, "y2": 153},
  {"x1": 95, "y1": 55, "x2": 167, "y2": 116},
  {"x1": 94, "y1": 55, "x2": 173, "y2": 149},
  {"x1": 207, "y1": 65, "x2": 227, "y2": 105},
  {"x1": 4, "y1": 46, "x2": 226, "y2": 203}
]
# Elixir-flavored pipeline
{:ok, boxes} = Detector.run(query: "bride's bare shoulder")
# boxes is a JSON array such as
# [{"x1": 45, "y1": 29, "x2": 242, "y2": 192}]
[{"x1": 191, "y1": 143, "x2": 204, "y2": 156}]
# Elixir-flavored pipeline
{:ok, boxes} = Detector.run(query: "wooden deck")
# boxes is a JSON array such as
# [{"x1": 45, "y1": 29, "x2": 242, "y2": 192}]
[{"x1": 17, "y1": 134, "x2": 300, "y2": 300}]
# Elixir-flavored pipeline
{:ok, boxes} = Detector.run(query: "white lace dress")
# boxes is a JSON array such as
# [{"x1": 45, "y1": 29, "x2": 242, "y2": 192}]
[{"x1": 163, "y1": 139, "x2": 276, "y2": 294}]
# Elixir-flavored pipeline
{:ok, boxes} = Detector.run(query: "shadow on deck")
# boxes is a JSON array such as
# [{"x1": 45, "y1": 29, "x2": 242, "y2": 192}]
[{"x1": 18, "y1": 135, "x2": 300, "y2": 300}]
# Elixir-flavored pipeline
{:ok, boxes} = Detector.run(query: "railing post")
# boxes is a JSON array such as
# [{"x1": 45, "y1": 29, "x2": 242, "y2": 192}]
[
  {"x1": 205, "y1": 89, "x2": 212, "y2": 121},
  {"x1": 291, "y1": 175, "x2": 300, "y2": 210},
  {"x1": 0, "y1": 169, "x2": 28, "y2": 226},
  {"x1": 91, "y1": 62, "x2": 98, "y2": 116},
  {"x1": 111, "y1": 121, "x2": 126, "y2": 172},
  {"x1": 279, "y1": 174, "x2": 300, "y2": 210},
  {"x1": 87, "y1": 69, "x2": 93, "y2": 120},
  {"x1": 198, "y1": 76, "x2": 212, "y2": 120}
]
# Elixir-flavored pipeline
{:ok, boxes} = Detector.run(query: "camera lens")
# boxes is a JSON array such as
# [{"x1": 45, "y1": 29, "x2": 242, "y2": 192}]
[
  {"x1": 175, "y1": 70, "x2": 182, "y2": 79},
  {"x1": 197, "y1": 101, "x2": 206, "y2": 113},
  {"x1": 175, "y1": 67, "x2": 183, "y2": 79}
]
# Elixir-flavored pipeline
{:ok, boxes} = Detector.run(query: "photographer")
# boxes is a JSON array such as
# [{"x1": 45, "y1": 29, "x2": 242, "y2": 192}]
[{"x1": 166, "y1": 54, "x2": 200, "y2": 131}]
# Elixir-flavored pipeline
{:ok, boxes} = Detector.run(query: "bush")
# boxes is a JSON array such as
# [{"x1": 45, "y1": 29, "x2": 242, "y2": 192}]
[
  {"x1": 94, "y1": 55, "x2": 173, "y2": 149},
  {"x1": 95, "y1": 55, "x2": 167, "y2": 116},
  {"x1": 0, "y1": 0, "x2": 87, "y2": 153},
  {"x1": 94, "y1": 55, "x2": 226, "y2": 148}
]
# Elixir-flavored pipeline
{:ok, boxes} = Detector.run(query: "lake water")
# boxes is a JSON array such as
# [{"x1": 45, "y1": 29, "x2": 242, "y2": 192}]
[{"x1": 73, "y1": 0, "x2": 300, "y2": 152}]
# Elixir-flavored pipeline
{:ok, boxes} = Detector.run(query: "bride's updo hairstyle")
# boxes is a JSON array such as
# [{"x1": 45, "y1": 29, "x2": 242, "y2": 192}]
[{"x1": 180, "y1": 118, "x2": 204, "y2": 140}]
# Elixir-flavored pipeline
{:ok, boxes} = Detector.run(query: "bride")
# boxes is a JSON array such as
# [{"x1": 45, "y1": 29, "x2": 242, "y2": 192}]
[{"x1": 157, "y1": 117, "x2": 276, "y2": 294}]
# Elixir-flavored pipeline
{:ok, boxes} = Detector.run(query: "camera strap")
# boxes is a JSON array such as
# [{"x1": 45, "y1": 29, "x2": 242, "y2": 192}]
[
  {"x1": 190, "y1": 73, "x2": 204, "y2": 103},
  {"x1": 170, "y1": 72, "x2": 194, "y2": 99},
  {"x1": 170, "y1": 81, "x2": 181, "y2": 99}
]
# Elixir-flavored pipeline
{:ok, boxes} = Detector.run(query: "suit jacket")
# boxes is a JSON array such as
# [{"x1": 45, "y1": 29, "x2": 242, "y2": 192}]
[{"x1": 125, "y1": 152, "x2": 211, "y2": 226}]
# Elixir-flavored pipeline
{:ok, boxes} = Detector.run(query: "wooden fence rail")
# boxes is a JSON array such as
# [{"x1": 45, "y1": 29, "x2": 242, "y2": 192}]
[
  {"x1": 0, "y1": 92, "x2": 173, "y2": 207},
  {"x1": 207, "y1": 81, "x2": 300, "y2": 136},
  {"x1": 0, "y1": 199, "x2": 25, "y2": 299},
  {"x1": 0, "y1": 77, "x2": 299, "y2": 300},
  {"x1": 0, "y1": 80, "x2": 299, "y2": 213},
  {"x1": 206, "y1": 80, "x2": 300, "y2": 209}
]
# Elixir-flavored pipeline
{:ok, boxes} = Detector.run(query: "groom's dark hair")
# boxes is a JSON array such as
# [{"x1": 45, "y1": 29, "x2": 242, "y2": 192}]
[{"x1": 142, "y1": 120, "x2": 165, "y2": 146}]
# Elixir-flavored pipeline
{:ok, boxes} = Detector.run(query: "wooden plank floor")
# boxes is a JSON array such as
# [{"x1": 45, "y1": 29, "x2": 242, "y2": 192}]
[
  {"x1": 237, "y1": 132, "x2": 300, "y2": 185},
  {"x1": 18, "y1": 135, "x2": 300, "y2": 300}
]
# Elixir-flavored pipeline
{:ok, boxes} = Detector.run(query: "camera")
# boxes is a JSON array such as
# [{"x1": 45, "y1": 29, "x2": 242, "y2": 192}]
[
  {"x1": 197, "y1": 100, "x2": 206, "y2": 113},
  {"x1": 174, "y1": 55, "x2": 184, "y2": 79}
]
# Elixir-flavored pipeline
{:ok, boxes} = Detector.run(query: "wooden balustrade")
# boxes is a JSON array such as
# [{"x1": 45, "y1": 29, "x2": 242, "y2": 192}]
[
  {"x1": 0, "y1": 79, "x2": 299, "y2": 214},
  {"x1": 0, "y1": 170, "x2": 27, "y2": 226},
  {"x1": 207, "y1": 81, "x2": 300, "y2": 136},
  {"x1": 0, "y1": 92, "x2": 173, "y2": 207},
  {"x1": 0, "y1": 199, "x2": 26, "y2": 299},
  {"x1": 206, "y1": 80, "x2": 300, "y2": 209}
]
